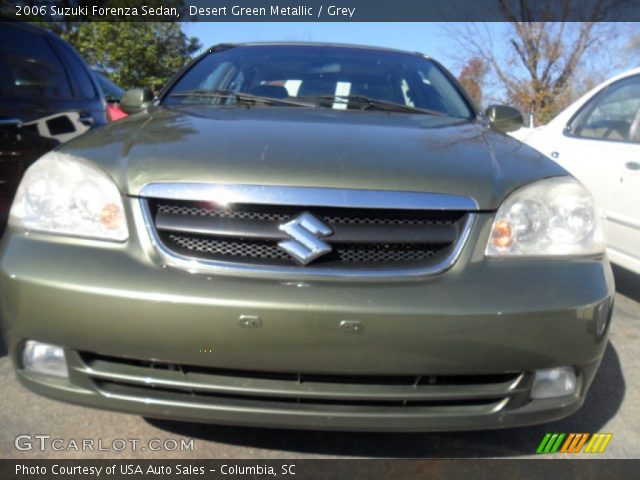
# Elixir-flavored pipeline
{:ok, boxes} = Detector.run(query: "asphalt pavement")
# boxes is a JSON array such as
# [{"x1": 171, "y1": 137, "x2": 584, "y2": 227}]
[{"x1": 0, "y1": 265, "x2": 638, "y2": 459}]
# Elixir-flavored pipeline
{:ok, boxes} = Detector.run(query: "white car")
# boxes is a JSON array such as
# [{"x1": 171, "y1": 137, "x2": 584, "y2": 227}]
[{"x1": 524, "y1": 67, "x2": 640, "y2": 275}]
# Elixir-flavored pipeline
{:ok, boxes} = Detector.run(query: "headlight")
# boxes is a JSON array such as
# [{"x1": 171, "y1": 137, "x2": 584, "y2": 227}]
[
  {"x1": 9, "y1": 152, "x2": 128, "y2": 241},
  {"x1": 485, "y1": 177, "x2": 605, "y2": 257}
]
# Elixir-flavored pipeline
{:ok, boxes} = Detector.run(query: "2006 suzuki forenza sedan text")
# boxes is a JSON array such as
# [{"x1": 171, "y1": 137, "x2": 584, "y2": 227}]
[{"x1": 0, "y1": 44, "x2": 614, "y2": 431}]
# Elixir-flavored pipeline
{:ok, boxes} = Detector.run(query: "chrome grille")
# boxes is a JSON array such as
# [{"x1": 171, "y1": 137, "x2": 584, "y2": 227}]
[
  {"x1": 148, "y1": 200, "x2": 467, "y2": 267},
  {"x1": 139, "y1": 184, "x2": 477, "y2": 278}
]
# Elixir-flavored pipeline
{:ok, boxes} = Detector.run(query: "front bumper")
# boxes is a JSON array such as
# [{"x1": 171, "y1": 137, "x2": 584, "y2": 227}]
[{"x1": 0, "y1": 210, "x2": 615, "y2": 431}]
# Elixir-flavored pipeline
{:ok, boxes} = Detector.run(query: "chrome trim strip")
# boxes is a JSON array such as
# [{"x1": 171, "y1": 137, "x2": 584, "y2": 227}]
[
  {"x1": 607, "y1": 213, "x2": 640, "y2": 231},
  {"x1": 139, "y1": 183, "x2": 479, "y2": 211},
  {"x1": 96, "y1": 387, "x2": 509, "y2": 415},
  {"x1": 139, "y1": 197, "x2": 476, "y2": 281},
  {"x1": 75, "y1": 366, "x2": 526, "y2": 401}
]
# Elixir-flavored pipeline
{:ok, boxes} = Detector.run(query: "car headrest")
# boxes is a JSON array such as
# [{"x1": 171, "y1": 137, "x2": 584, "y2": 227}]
[
  {"x1": 297, "y1": 80, "x2": 333, "y2": 98},
  {"x1": 247, "y1": 85, "x2": 289, "y2": 99},
  {"x1": 629, "y1": 106, "x2": 640, "y2": 143}
]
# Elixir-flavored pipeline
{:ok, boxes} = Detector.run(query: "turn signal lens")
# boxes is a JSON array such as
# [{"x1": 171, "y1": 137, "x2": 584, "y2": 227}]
[
  {"x1": 100, "y1": 203, "x2": 123, "y2": 230},
  {"x1": 491, "y1": 220, "x2": 513, "y2": 250}
]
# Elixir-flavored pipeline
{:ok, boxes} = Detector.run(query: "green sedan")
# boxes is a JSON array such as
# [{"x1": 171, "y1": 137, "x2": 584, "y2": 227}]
[{"x1": 0, "y1": 43, "x2": 614, "y2": 431}]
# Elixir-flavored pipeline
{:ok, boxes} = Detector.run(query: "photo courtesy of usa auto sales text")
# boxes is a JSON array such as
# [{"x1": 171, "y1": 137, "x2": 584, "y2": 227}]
[{"x1": 15, "y1": 463, "x2": 296, "y2": 476}]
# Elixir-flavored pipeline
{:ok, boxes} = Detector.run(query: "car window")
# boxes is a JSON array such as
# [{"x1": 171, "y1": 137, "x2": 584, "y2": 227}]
[
  {"x1": 54, "y1": 40, "x2": 97, "y2": 99},
  {"x1": 164, "y1": 45, "x2": 473, "y2": 118},
  {"x1": 568, "y1": 75, "x2": 640, "y2": 144},
  {"x1": 0, "y1": 26, "x2": 73, "y2": 99}
]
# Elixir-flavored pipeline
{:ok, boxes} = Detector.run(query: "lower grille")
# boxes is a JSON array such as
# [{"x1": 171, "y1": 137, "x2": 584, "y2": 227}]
[
  {"x1": 95, "y1": 380, "x2": 503, "y2": 408},
  {"x1": 75, "y1": 352, "x2": 530, "y2": 413}
]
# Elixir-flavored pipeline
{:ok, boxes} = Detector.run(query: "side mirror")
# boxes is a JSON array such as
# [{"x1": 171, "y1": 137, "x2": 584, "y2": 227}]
[
  {"x1": 485, "y1": 105, "x2": 524, "y2": 133},
  {"x1": 120, "y1": 88, "x2": 153, "y2": 115}
]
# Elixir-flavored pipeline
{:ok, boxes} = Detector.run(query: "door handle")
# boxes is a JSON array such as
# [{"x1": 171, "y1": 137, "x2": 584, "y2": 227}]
[
  {"x1": 78, "y1": 114, "x2": 94, "y2": 126},
  {"x1": 625, "y1": 161, "x2": 640, "y2": 171}
]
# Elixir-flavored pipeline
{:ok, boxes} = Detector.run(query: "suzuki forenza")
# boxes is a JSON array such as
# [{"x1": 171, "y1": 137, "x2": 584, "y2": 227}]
[{"x1": 0, "y1": 43, "x2": 614, "y2": 431}]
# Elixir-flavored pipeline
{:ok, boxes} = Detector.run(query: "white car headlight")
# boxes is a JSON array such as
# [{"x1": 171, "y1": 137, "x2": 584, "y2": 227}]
[
  {"x1": 485, "y1": 177, "x2": 605, "y2": 257},
  {"x1": 9, "y1": 151, "x2": 128, "y2": 241}
]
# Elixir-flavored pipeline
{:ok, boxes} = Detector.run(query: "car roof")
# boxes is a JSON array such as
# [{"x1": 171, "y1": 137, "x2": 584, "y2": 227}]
[
  {"x1": 0, "y1": 20, "x2": 104, "y2": 104},
  {"x1": 596, "y1": 66, "x2": 640, "y2": 87},
  {"x1": 540, "y1": 66, "x2": 640, "y2": 128},
  {"x1": 207, "y1": 41, "x2": 428, "y2": 59},
  {"x1": 0, "y1": 21, "x2": 58, "y2": 38}
]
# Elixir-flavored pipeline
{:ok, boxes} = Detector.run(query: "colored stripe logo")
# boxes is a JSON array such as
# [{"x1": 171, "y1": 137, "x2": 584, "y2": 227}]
[{"x1": 536, "y1": 433, "x2": 613, "y2": 454}]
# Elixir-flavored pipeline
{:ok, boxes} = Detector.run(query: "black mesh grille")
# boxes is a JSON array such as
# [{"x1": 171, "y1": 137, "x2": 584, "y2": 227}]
[
  {"x1": 148, "y1": 199, "x2": 469, "y2": 269},
  {"x1": 158, "y1": 203, "x2": 289, "y2": 222},
  {"x1": 170, "y1": 235, "x2": 291, "y2": 260},
  {"x1": 157, "y1": 202, "x2": 460, "y2": 226},
  {"x1": 336, "y1": 245, "x2": 439, "y2": 263},
  {"x1": 323, "y1": 216, "x2": 458, "y2": 226},
  {"x1": 170, "y1": 234, "x2": 441, "y2": 263}
]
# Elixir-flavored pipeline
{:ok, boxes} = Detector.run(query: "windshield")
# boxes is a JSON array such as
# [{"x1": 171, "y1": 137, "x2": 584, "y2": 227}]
[{"x1": 163, "y1": 45, "x2": 474, "y2": 118}]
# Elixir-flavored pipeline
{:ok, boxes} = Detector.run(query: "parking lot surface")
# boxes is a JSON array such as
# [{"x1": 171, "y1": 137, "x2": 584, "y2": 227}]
[{"x1": 1, "y1": 266, "x2": 638, "y2": 459}]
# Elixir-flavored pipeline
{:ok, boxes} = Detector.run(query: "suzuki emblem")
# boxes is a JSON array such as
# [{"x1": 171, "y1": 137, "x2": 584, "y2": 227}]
[{"x1": 278, "y1": 212, "x2": 333, "y2": 265}]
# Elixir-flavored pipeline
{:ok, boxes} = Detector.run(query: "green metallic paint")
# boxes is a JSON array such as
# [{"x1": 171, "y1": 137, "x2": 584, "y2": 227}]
[
  {"x1": 60, "y1": 106, "x2": 566, "y2": 210},
  {"x1": 0, "y1": 209, "x2": 613, "y2": 373},
  {"x1": 0, "y1": 92, "x2": 614, "y2": 431}
]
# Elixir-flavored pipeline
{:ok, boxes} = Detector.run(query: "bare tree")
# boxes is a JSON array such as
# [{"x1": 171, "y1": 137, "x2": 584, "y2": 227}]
[
  {"x1": 447, "y1": 0, "x2": 624, "y2": 124},
  {"x1": 458, "y1": 57, "x2": 489, "y2": 107},
  {"x1": 627, "y1": 35, "x2": 640, "y2": 57}
]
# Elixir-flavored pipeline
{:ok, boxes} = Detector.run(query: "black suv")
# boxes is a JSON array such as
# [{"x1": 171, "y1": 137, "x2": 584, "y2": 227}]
[{"x1": 0, "y1": 22, "x2": 106, "y2": 228}]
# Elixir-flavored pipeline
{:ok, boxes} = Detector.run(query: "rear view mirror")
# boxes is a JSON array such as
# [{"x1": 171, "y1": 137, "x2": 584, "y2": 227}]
[
  {"x1": 120, "y1": 88, "x2": 153, "y2": 115},
  {"x1": 485, "y1": 105, "x2": 524, "y2": 133}
]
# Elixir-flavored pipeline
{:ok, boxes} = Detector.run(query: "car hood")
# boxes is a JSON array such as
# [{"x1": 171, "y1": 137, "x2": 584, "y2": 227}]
[{"x1": 62, "y1": 106, "x2": 566, "y2": 210}]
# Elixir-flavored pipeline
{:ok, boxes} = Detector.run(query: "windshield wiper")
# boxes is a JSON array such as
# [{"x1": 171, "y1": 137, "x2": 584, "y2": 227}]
[
  {"x1": 168, "y1": 89, "x2": 314, "y2": 108},
  {"x1": 299, "y1": 94, "x2": 447, "y2": 116}
]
